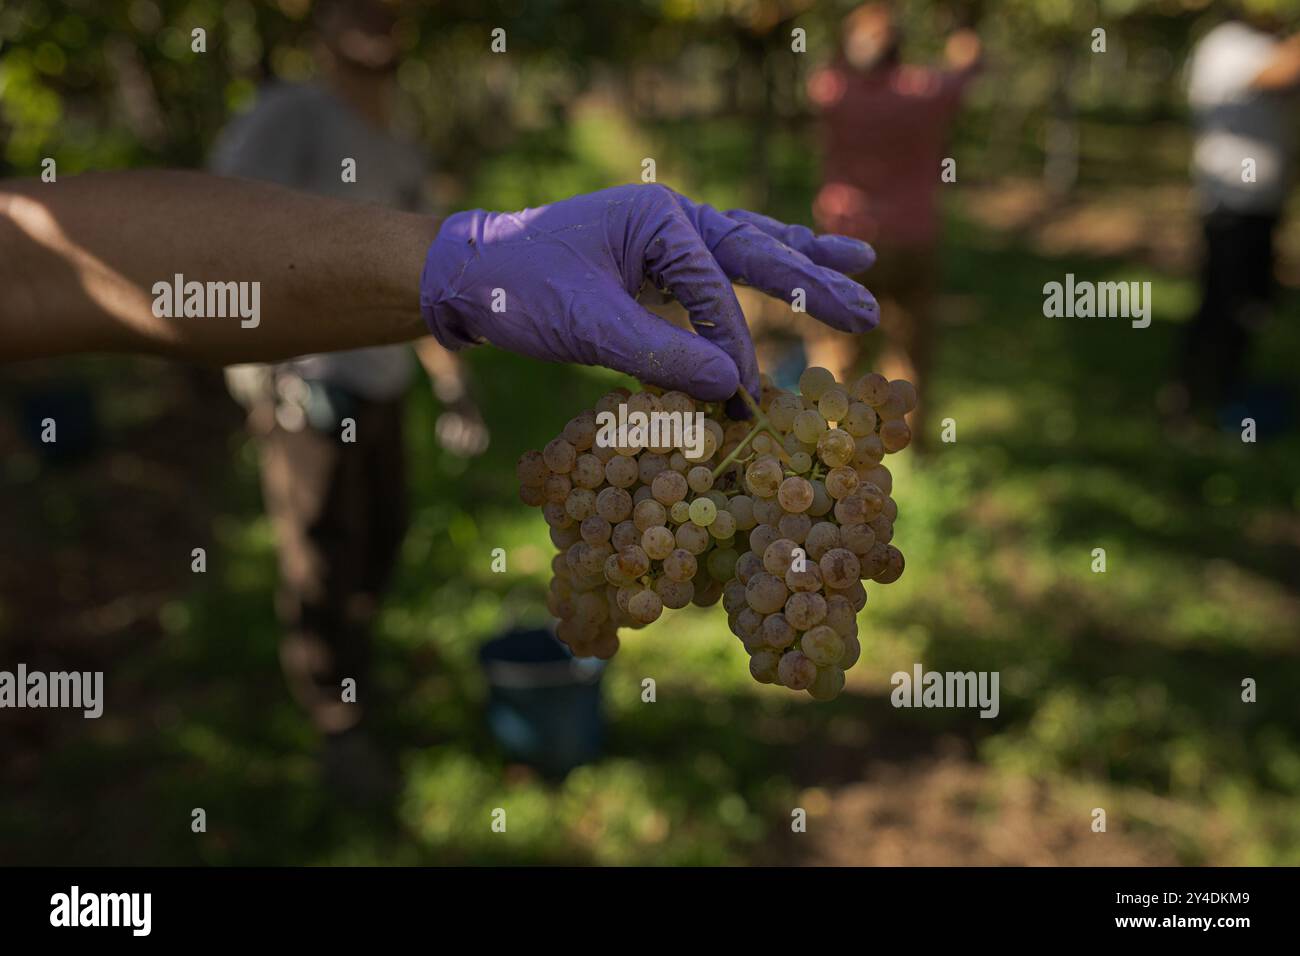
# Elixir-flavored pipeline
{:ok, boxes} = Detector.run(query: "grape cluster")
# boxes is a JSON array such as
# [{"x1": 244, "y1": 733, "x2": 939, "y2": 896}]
[{"x1": 516, "y1": 367, "x2": 913, "y2": 700}]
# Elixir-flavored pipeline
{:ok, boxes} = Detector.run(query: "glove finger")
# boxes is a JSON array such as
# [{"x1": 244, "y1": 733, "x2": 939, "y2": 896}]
[
  {"x1": 640, "y1": 209, "x2": 761, "y2": 416},
  {"x1": 566, "y1": 283, "x2": 741, "y2": 402},
  {"x1": 722, "y1": 207, "x2": 876, "y2": 274}
]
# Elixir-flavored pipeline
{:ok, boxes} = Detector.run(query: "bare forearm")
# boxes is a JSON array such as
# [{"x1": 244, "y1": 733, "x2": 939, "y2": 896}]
[{"x1": 0, "y1": 171, "x2": 437, "y2": 362}]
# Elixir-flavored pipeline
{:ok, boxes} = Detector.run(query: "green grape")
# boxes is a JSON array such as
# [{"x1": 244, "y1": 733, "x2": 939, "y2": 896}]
[
  {"x1": 850, "y1": 372, "x2": 890, "y2": 406},
  {"x1": 798, "y1": 366, "x2": 836, "y2": 402},
  {"x1": 572, "y1": 453, "x2": 605, "y2": 489},
  {"x1": 519, "y1": 483, "x2": 547, "y2": 507},
  {"x1": 842, "y1": 402, "x2": 878, "y2": 437},
  {"x1": 817, "y1": 428, "x2": 855, "y2": 468},
  {"x1": 777, "y1": 511, "x2": 811, "y2": 545},
  {"x1": 544, "y1": 473, "x2": 571, "y2": 504},
  {"x1": 565, "y1": 488, "x2": 597, "y2": 521},
  {"x1": 853, "y1": 433, "x2": 885, "y2": 468},
  {"x1": 807, "y1": 665, "x2": 846, "y2": 701},
  {"x1": 786, "y1": 557, "x2": 824, "y2": 593},
  {"x1": 888, "y1": 379, "x2": 917, "y2": 413},
  {"x1": 627, "y1": 588, "x2": 664, "y2": 625},
  {"x1": 633, "y1": 498, "x2": 668, "y2": 532},
  {"x1": 762, "y1": 537, "x2": 800, "y2": 576},
  {"x1": 728, "y1": 495, "x2": 757, "y2": 530},
  {"x1": 517, "y1": 450, "x2": 549, "y2": 486},
  {"x1": 824, "y1": 594, "x2": 858, "y2": 639},
  {"x1": 867, "y1": 513, "x2": 894, "y2": 545},
  {"x1": 749, "y1": 649, "x2": 781, "y2": 684},
  {"x1": 824, "y1": 465, "x2": 860, "y2": 500},
  {"x1": 753, "y1": 496, "x2": 784, "y2": 526},
  {"x1": 734, "y1": 550, "x2": 764, "y2": 585},
  {"x1": 839, "y1": 522, "x2": 876, "y2": 555},
  {"x1": 819, "y1": 548, "x2": 861, "y2": 589},
  {"x1": 777, "y1": 650, "x2": 817, "y2": 690},
  {"x1": 543, "y1": 437, "x2": 576, "y2": 473},
  {"x1": 880, "y1": 419, "x2": 911, "y2": 453},
  {"x1": 654, "y1": 576, "x2": 694, "y2": 610},
  {"x1": 543, "y1": 501, "x2": 573, "y2": 529},
  {"x1": 641, "y1": 525, "x2": 675, "y2": 560},
  {"x1": 611, "y1": 519, "x2": 639, "y2": 550},
  {"x1": 549, "y1": 524, "x2": 581, "y2": 549},
  {"x1": 785, "y1": 591, "x2": 828, "y2": 631},
  {"x1": 790, "y1": 451, "x2": 813, "y2": 473},
  {"x1": 839, "y1": 635, "x2": 861, "y2": 670},
  {"x1": 595, "y1": 486, "x2": 633, "y2": 523},
  {"x1": 658, "y1": 390, "x2": 696, "y2": 415},
  {"x1": 615, "y1": 544, "x2": 651, "y2": 580},
  {"x1": 768, "y1": 393, "x2": 803, "y2": 431},
  {"x1": 760, "y1": 612, "x2": 796, "y2": 650},
  {"x1": 748, "y1": 523, "x2": 779, "y2": 556},
  {"x1": 706, "y1": 547, "x2": 739, "y2": 581},
  {"x1": 675, "y1": 522, "x2": 711, "y2": 555},
  {"x1": 808, "y1": 480, "x2": 833, "y2": 517},
  {"x1": 818, "y1": 387, "x2": 850, "y2": 423},
  {"x1": 710, "y1": 509, "x2": 737, "y2": 540},
  {"x1": 604, "y1": 455, "x2": 639, "y2": 488},
  {"x1": 687, "y1": 466, "x2": 714, "y2": 493},
  {"x1": 776, "y1": 475, "x2": 814, "y2": 513},
  {"x1": 800, "y1": 625, "x2": 843, "y2": 668},
  {"x1": 872, "y1": 545, "x2": 905, "y2": 584},
  {"x1": 735, "y1": 606, "x2": 764, "y2": 642},
  {"x1": 691, "y1": 576, "x2": 723, "y2": 608},
  {"x1": 651, "y1": 469, "x2": 688, "y2": 506},
  {"x1": 745, "y1": 456, "x2": 784, "y2": 498},
  {"x1": 861, "y1": 464, "x2": 893, "y2": 495},
  {"x1": 579, "y1": 543, "x2": 612, "y2": 577},
  {"x1": 669, "y1": 500, "x2": 691, "y2": 524},
  {"x1": 663, "y1": 548, "x2": 698, "y2": 583},
  {"x1": 745, "y1": 572, "x2": 789, "y2": 614},
  {"x1": 688, "y1": 497, "x2": 717, "y2": 526},
  {"x1": 639, "y1": 453, "x2": 670, "y2": 485},
  {"x1": 792, "y1": 409, "x2": 828, "y2": 444},
  {"x1": 581, "y1": 515, "x2": 612, "y2": 545},
  {"x1": 722, "y1": 579, "x2": 749, "y2": 615}
]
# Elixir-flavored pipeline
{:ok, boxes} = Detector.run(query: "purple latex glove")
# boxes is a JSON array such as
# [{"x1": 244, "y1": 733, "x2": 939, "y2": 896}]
[{"x1": 420, "y1": 183, "x2": 877, "y2": 418}]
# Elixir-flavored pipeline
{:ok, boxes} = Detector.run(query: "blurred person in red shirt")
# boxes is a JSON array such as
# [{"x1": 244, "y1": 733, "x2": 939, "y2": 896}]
[{"x1": 806, "y1": 3, "x2": 981, "y2": 443}]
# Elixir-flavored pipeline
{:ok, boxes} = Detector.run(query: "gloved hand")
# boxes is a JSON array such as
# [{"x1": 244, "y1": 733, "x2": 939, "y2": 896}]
[{"x1": 420, "y1": 183, "x2": 877, "y2": 418}]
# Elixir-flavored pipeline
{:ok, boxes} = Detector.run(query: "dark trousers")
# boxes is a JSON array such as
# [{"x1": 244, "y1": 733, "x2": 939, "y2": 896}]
[
  {"x1": 255, "y1": 396, "x2": 408, "y2": 733},
  {"x1": 1182, "y1": 209, "x2": 1277, "y2": 404}
]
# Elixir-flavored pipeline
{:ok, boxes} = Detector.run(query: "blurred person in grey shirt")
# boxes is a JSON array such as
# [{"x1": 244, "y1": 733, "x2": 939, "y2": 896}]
[
  {"x1": 210, "y1": 0, "x2": 485, "y2": 801},
  {"x1": 1176, "y1": 10, "x2": 1300, "y2": 412}
]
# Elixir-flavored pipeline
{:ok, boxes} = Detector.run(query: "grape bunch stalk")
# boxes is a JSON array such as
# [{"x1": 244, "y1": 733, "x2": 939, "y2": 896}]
[{"x1": 516, "y1": 366, "x2": 914, "y2": 700}]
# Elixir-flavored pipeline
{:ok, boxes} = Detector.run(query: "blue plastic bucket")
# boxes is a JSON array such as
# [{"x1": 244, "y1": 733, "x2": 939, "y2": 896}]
[{"x1": 478, "y1": 627, "x2": 606, "y2": 777}]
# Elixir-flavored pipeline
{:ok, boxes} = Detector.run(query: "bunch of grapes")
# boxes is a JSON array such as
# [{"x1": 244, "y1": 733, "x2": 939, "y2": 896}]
[{"x1": 516, "y1": 366, "x2": 913, "y2": 700}]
